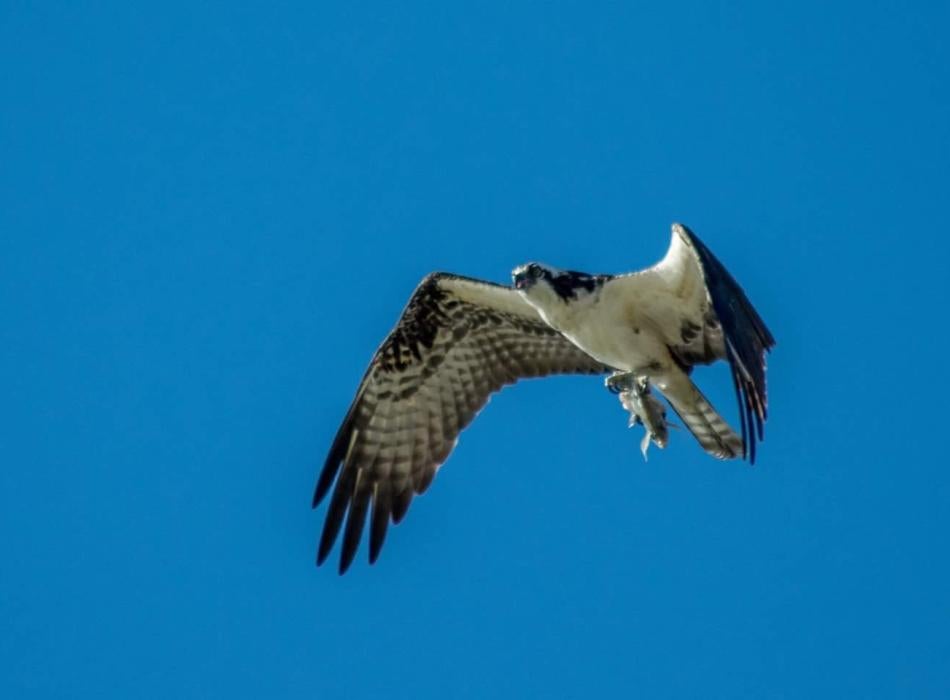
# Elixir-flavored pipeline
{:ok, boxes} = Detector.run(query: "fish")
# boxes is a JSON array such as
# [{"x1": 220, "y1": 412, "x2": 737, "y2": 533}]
[{"x1": 618, "y1": 377, "x2": 670, "y2": 460}]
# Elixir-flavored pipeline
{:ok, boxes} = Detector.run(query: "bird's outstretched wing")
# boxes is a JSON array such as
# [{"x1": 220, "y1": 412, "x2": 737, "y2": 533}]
[
  {"x1": 655, "y1": 223, "x2": 776, "y2": 462},
  {"x1": 314, "y1": 273, "x2": 608, "y2": 573}
]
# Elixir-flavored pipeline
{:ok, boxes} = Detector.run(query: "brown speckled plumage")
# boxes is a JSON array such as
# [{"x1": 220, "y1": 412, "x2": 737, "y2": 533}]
[{"x1": 314, "y1": 273, "x2": 609, "y2": 573}]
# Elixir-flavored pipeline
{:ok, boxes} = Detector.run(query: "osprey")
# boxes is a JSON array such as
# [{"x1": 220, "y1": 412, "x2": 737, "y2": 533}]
[{"x1": 314, "y1": 223, "x2": 775, "y2": 573}]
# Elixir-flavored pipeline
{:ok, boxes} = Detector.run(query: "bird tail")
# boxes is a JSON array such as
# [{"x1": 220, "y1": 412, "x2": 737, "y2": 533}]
[{"x1": 660, "y1": 372, "x2": 743, "y2": 460}]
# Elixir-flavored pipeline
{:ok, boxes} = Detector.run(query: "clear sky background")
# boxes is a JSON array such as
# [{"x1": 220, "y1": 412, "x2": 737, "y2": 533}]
[{"x1": 2, "y1": 2, "x2": 949, "y2": 698}]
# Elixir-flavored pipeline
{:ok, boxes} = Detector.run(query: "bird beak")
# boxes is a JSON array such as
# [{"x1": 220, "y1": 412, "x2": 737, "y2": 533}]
[{"x1": 513, "y1": 270, "x2": 530, "y2": 290}]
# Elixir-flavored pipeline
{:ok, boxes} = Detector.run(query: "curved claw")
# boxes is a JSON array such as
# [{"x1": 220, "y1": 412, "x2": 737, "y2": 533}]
[{"x1": 605, "y1": 371, "x2": 634, "y2": 395}]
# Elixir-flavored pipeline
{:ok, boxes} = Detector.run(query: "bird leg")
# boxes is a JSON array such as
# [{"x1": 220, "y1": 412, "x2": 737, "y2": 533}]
[{"x1": 608, "y1": 372, "x2": 670, "y2": 460}]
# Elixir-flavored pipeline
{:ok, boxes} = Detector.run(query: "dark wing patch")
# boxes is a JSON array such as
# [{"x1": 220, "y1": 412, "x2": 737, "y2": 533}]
[
  {"x1": 547, "y1": 270, "x2": 610, "y2": 301},
  {"x1": 674, "y1": 224, "x2": 776, "y2": 464},
  {"x1": 315, "y1": 273, "x2": 608, "y2": 573}
]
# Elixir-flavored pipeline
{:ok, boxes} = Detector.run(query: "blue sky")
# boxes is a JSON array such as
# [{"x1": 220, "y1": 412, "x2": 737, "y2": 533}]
[{"x1": 2, "y1": 2, "x2": 949, "y2": 697}]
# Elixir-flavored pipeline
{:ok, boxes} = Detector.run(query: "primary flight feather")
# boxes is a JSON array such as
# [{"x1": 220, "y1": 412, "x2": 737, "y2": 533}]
[{"x1": 314, "y1": 223, "x2": 775, "y2": 573}]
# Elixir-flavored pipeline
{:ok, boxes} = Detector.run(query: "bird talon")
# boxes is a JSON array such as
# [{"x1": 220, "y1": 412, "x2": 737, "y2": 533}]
[{"x1": 605, "y1": 371, "x2": 634, "y2": 394}]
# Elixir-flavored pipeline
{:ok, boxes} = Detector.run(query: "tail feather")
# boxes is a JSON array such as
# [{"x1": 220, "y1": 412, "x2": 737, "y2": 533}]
[{"x1": 662, "y1": 375, "x2": 743, "y2": 460}]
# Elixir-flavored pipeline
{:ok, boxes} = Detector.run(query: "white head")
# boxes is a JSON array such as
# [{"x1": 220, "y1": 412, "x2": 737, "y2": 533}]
[{"x1": 511, "y1": 262, "x2": 607, "y2": 320}]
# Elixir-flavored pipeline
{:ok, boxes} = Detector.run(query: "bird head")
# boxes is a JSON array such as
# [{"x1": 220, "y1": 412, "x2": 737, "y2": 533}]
[
  {"x1": 512, "y1": 262, "x2": 605, "y2": 308},
  {"x1": 512, "y1": 262, "x2": 555, "y2": 292}
]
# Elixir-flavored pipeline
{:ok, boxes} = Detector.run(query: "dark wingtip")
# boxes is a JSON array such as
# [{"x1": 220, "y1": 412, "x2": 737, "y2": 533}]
[
  {"x1": 368, "y1": 490, "x2": 391, "y2": 564},
  {"x1": 317, "y1": 523, "x2": 338, "y2": 567},
  {"x1": 316, "y1": 468, "x2": 354, "y2": 567},
  {"x1": 338, "y1": 487, "x2": 370, "y2": 575},
  {"x1": 391, "y1": 488, "x2": 412, "y2": 524},
  {"x1": 316, "y1": 537, "x2": 332, "y2": 567},
  {"x1": 313, "y1": 461, "x2": 337, "y2": 508},
  {"x1": 315, "y1": 422, "x2": 352, "y2": 508},
  {"x1": 749, "y1": 416, "x2": 759, "y2": 464},
  {"x1": 316, "y1": 392, "x2": 365, "y2": 508},
  {"x1": 368, "y1": 541, "x2": 384, "y2": 565},
  {"x1": 338, "y1": 553, "x2": 354, "y2": 575}
]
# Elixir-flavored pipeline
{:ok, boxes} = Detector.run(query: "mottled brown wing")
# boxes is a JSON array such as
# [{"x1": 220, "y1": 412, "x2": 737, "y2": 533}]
[{"x1": 313, "y1": 273, "x2": 609, "y2": 573}]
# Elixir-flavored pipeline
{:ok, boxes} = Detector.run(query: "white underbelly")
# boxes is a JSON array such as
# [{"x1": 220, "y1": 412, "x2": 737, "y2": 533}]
[{"x1": 562, "y1": 322, "x2": 666, "y2": 372}]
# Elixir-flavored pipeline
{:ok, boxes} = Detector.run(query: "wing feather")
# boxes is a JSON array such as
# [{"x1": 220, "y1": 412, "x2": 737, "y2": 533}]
[
  {"x1": 391, "y1": 488, "x2": 413, "y2": 525},
  {"x1": 666, "y1": 223, "x2": 776, "y2": 462},
  {"x1": 317, "y1": 465, "x2": 355, "y2": 565},
  {"x1": 315, "y1": 272, "x2": 608, "y2": 572},
  {"x1": 368, "y1": 484, "x2": 391, "y2": 564},
  {"x1": 339, "y1": 471, "x2": 371, "y2": 574}
]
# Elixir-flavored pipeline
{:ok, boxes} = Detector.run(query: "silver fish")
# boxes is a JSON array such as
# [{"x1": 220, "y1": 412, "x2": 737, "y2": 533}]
[{"x1": 618, "y1": 377, "x2": 670, "y2": 460}]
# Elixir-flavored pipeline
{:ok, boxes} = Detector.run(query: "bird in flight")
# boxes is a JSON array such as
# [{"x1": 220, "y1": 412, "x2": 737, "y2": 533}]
[{"x1": 314, "y1": 223, "x2": 775, "y2": 573}]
